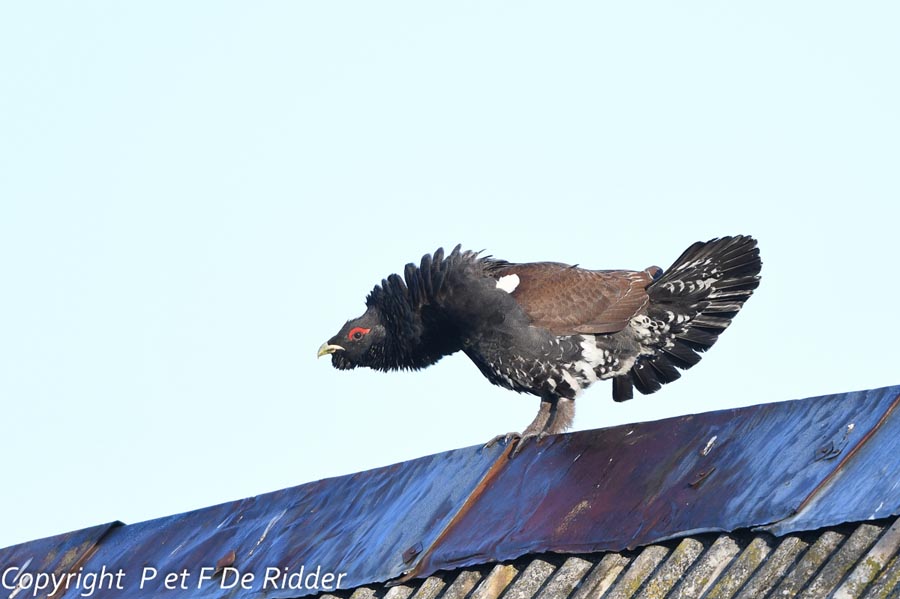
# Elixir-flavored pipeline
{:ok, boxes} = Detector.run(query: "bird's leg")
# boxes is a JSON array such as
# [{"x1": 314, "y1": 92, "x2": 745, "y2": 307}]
[
  {"x1": 510, "y1": 397, "x2": 575, "y2": 457},
  {"x1": 486, "y1": 396, "x2": 576, "y2": 457},
  {"x1": 521, "y1": 397, "x2": 555, "y2": 437},
  {"x1": 543, "y1": 397, "x2": 575, "y2": 437},
  {"x1": 509, "y1": 398, "x2": 558, "y2": 457}
]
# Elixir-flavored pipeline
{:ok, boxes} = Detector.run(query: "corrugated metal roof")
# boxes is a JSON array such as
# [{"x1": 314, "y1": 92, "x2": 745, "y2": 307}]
[
  {"x1": 319, "y1": 517, "x2": 900, "y2": 599},
  {"x1": 2, "y1": 385, "x2": 900, "y2": 599},
  {"x1": 410, "y1": 385, "x2": 900, "y2": 581}
]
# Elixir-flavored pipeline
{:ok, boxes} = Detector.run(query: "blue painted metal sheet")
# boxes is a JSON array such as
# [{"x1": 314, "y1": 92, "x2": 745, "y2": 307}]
[
  {"x1": 0, "y1": 522, "x2": 119, "y2": 596},
  {"x1": 2, "y1": 385, "x2": 899, "y2": 598},
  {"x1": 763, "y1": 387, "x2": 900, "y2": 535},
  {"x1": 3, "y1": 444, "x2": 503, "y2": 599},
  {"x1": 411, "y1": 385, "x2": 900, "y2": 579}
]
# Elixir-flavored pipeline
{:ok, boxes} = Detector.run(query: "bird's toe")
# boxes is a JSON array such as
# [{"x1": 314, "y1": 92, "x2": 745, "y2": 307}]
[
  {"x1": 484, "y1": 432, "x2": 521, "y2": 450},
  {"x1": 509, "y1": 432, "x2": 544, "y2": 458}
]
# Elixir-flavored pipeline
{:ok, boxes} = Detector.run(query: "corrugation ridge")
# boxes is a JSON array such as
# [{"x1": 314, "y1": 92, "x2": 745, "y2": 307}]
[
  {"x1": 570, "y1": 552, "x2": 631, "y2": 599},
  {"x1": 704, "y1": 535, "x2": 773, "y2": 599},
  {"x1": 636, "y1": 538, "x2": 705, "y2": 598},
  {"x1": 605, "y1": 544, "x2": 671, "y2": 598},
  {"x1": 436, "y1": 570, "x2": 484, "y2": 599},
  {"x1": 315, "y1": 518, "x2": 900, "y2": 599},
  {"x1": 533, "y1": 556, "x2": 594, "y2": 599},
  {"x1": 469, "y1": 563, "x2": 520, "y2": 599},
  {"x1": 667, "y1": 534, "x2": 742, "y2": 598},
  {"x1": 837, "y1": 517, "x2": 900, "y2": 598},
  {"x1": 769, "y1": 530, "x2": 847, "y2": 597},
  {"x1": 859, "y1": 553, "x2": 900, "y2": 599},
  {"x1": 410, "y1": 575, "x2": 449, "y2": 599},
  {"x1": 384, "y1": 584, "x2": 416, "y2": 599},
  {"x1": 728, "y1": 534, "x2": 809, "y2": 599},
  {"x1": 799, "y1": 522, "x2": 884, "y2": 598},
  {"x1": 496, "y1": 557, "x2": 556, "y2": 599}
]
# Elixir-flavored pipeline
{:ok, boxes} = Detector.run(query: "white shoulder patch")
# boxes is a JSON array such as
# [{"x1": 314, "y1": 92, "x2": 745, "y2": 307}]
[{"x1": 495, "y1": 273, "x2": 520, "y2": 293}]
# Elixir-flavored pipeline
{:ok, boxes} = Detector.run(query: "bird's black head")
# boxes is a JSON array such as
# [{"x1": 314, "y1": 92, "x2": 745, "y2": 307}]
[
  {"x1": 319, "y1": 249, "x2": 478, "y2": 373},
  {"x1": 318, "y1": 307, "x2": 389, "y2": 370}
]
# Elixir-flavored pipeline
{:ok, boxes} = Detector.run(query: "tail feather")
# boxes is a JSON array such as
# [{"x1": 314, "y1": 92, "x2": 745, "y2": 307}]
[
  {"x1": 661, "y1": 341, "x2": 703, "y2": 369},
  {"x1": 612, "y1": 235, "x2": 761, "y2": 402},
  {"x1": 612, "y1": 375, "x2": 634, "y2": 401},
  {"x1": 631, "y1": 361, "x2": 662, "y2": 395},
  {"x1": 677, "y1": 326, "x2": 721, "y2": 347},
  {"x1": 692, "y1": 314, "x2": 734, "y2": 328},
  {"x1": 646, "y1": 353, "x2": 681, "y2": 383}
]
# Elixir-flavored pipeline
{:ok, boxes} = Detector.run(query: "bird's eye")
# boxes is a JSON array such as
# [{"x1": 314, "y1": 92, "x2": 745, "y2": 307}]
[{"x1": 348, "y1": 326, "x2": 371, "y2": 341}]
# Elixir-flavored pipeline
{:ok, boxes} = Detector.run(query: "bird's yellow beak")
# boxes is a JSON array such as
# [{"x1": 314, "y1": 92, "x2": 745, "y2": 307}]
[{"x1": 317, "y1": 343, "x2": 344, "y2": 358}]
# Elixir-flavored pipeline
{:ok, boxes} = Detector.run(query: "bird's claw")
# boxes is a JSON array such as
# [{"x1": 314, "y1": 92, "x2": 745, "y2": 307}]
[
  {"x1": 484, "y1": 432, "x2": 520, "y2": 449},
  {"x1": 484, "y1": 431, "x2": 551, "y2": 458}
]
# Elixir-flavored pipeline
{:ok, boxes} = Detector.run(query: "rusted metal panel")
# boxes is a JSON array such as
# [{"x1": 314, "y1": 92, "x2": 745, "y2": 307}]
[
  {"x1": 0, "y1": 522, "x2": 119, "y2": 596},
  {"x1": 410, "y1": 385, "x2": 900, "y2": 579},
  {"x1": 3, "y1": 385, "x2": 900, "y2": 598},
  {"x1": 7, "y1": 444, "x2": 503, "y2": 599}
]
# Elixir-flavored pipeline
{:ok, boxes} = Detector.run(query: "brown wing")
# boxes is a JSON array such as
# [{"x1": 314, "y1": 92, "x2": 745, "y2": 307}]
[{"x1": 489, "y1": 261, "x2": 658, "y2": 336}]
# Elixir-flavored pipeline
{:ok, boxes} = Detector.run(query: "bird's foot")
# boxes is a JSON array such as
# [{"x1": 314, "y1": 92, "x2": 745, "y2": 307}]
[
  {"x1": 484, "y1": 431, "x2": 551, "y2": 457},
  {"x1": 510, "y1": 431, "x2": 554, "y2": 457},
  {"x1": 484, "y1": 432, "x2": 520, "y2": 449}
]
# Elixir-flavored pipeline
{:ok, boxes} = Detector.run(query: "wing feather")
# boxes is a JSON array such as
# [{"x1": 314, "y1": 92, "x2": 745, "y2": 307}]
[{"x1": 484, "y1": 261, "x2": 655, "y2": 336}]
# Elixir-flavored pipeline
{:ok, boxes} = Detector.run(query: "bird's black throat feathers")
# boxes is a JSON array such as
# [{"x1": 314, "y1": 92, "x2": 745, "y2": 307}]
[{"x1": 336, "y1": 246, "x2": 530, "y2": 372}]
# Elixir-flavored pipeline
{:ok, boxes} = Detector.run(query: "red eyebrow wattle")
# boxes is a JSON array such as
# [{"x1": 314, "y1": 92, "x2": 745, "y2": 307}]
[{"x1": 348, "y1": 326, "x2": 371, "y2": 340}]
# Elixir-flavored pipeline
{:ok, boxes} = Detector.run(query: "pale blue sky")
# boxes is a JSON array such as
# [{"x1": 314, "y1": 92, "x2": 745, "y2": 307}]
[{"x1": 2, "y1": 3, "x2": 898, "y2": 549}]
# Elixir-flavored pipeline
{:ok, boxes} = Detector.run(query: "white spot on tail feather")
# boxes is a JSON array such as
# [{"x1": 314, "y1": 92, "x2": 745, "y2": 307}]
[{"x1": 496, "y1": 274, "x2": 520, "y2": 293}]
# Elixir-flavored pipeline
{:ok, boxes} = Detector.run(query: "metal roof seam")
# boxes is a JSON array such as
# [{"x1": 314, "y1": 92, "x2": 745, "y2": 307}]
[
  {"x1": 62, "y1": 521, "x2": 124, "y2": 584},
  {"x1": 394, "y1": 447, "x2": 514, "y2": 585},
  {"x1": 791, "y1": 391, "x2": 900, "y2": 521}
]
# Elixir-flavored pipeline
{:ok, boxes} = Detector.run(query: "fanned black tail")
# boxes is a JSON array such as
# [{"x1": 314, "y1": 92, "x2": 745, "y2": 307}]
[{"x1": 613, "y1": 235, "x2": 761, "y2": 401}]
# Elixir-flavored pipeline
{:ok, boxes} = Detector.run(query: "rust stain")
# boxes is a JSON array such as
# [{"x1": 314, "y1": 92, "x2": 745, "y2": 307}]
[
  {"x1": 557, "y1": 500, "x2": 592, "y2": 536},
  {"x1": 402, "y1": 543, "x2": 423, "y2": 563},
  {"x1": 214, "y1": 549, "x2": 237, "y2": 575},
  {"x1": 48, "y1": 525, "x2": 120, "y2": 599},
  {"x1": 688, "y1": 467, "x2": 717, "y2": 489},
  {"x1": 392, "y1": 443, "x2": 515, "y2": 583}
]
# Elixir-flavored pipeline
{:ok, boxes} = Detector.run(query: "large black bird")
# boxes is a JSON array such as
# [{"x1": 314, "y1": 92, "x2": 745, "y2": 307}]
[{"x1": 319, "y1": 236, "x2": 761, "y2": 453}]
